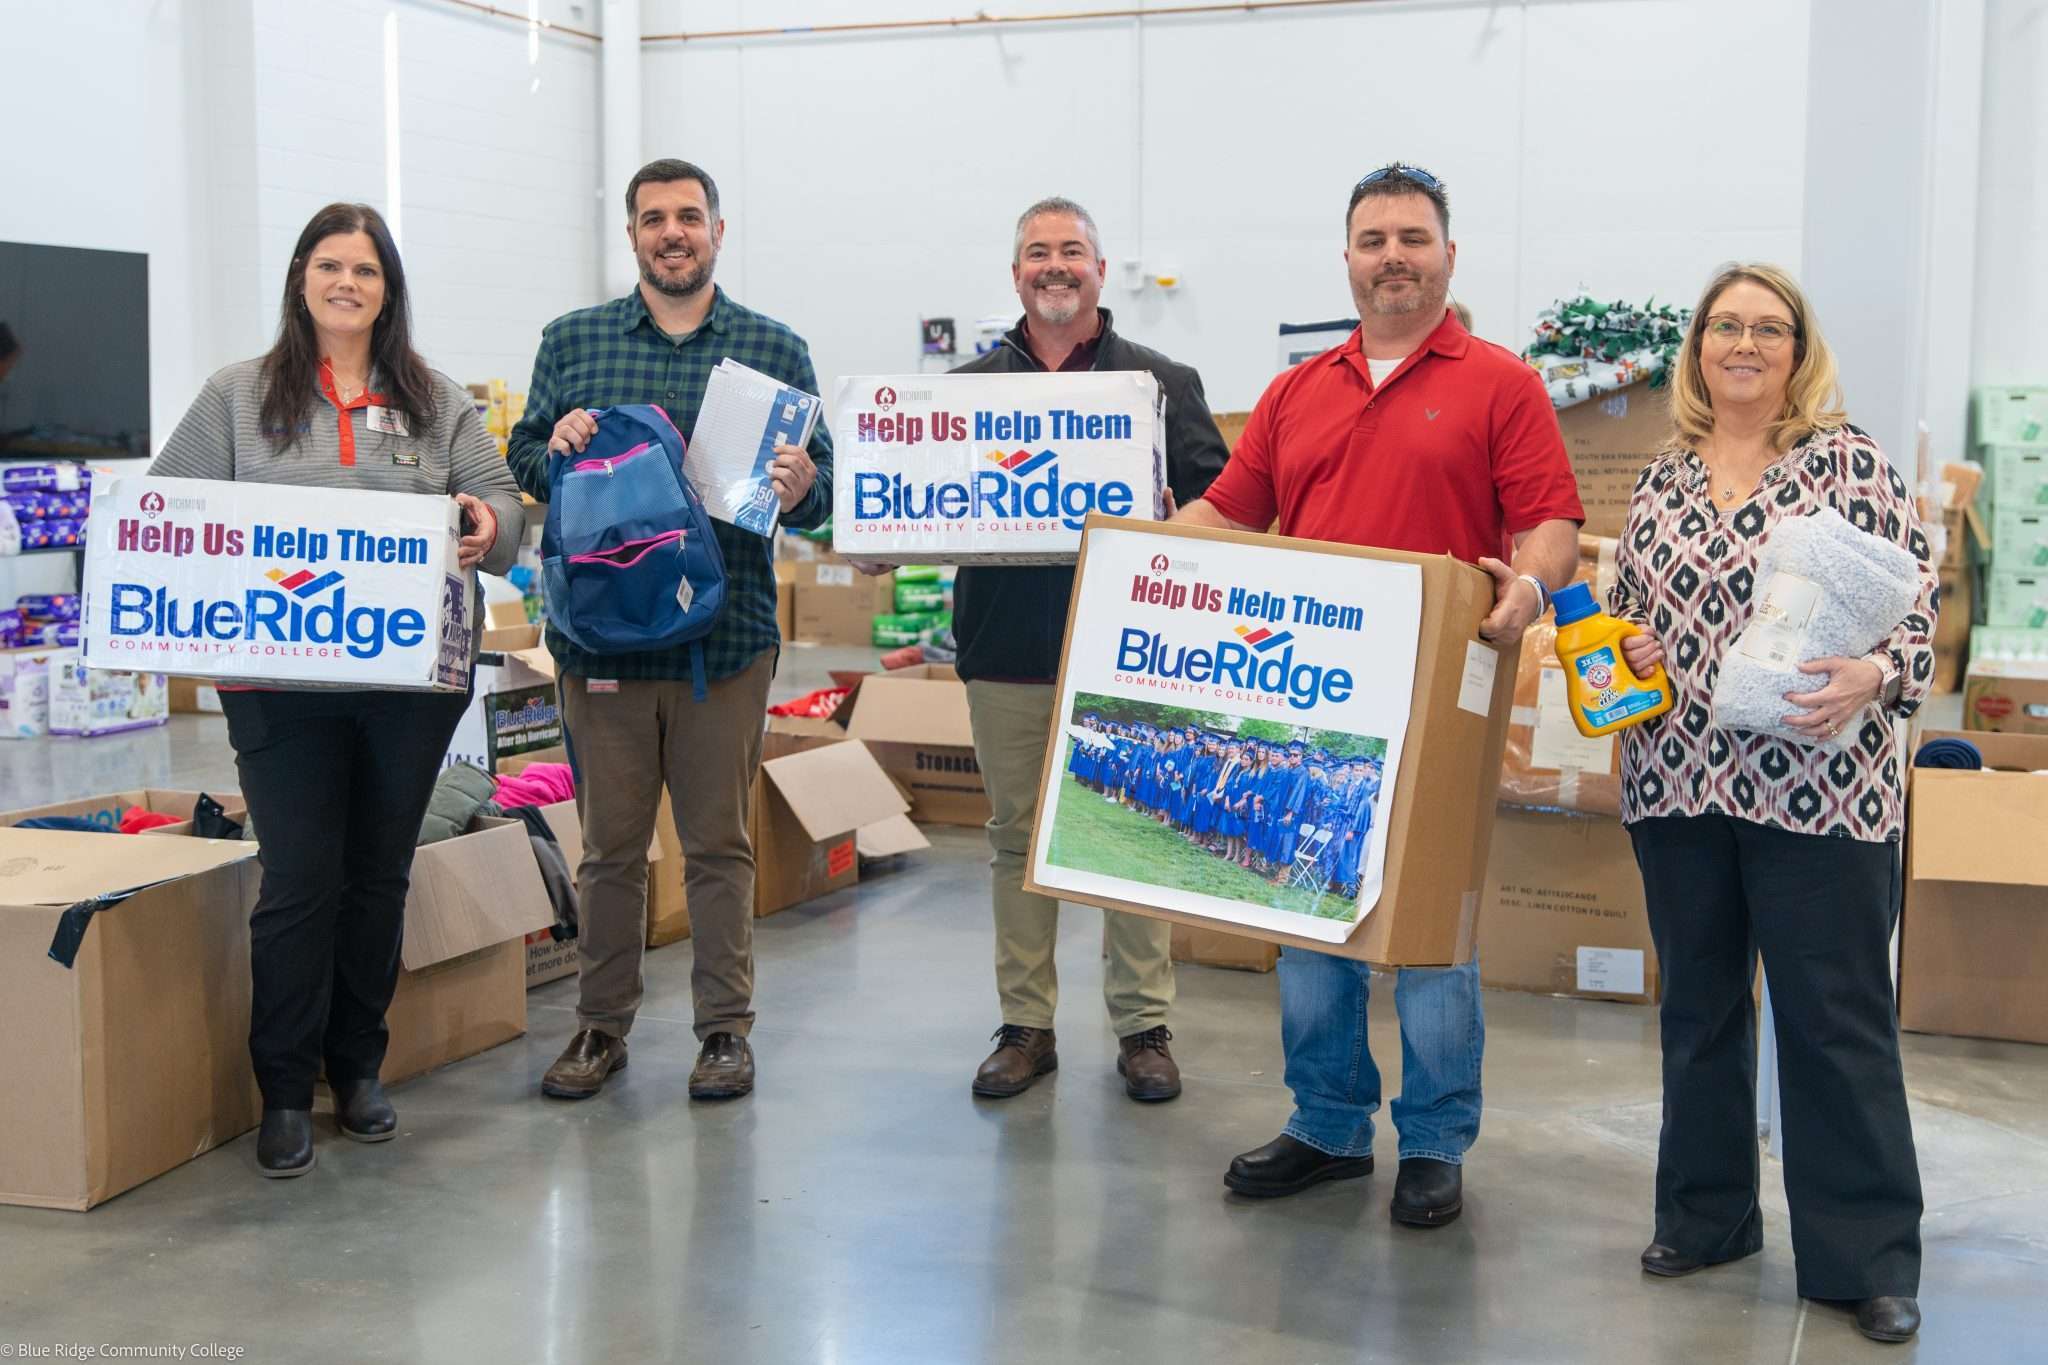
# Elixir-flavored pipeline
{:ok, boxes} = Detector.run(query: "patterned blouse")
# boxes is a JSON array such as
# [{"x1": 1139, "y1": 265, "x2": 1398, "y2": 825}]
[{"x1": 1607, "y1": 425, "x2": 1938, "y2": 843}]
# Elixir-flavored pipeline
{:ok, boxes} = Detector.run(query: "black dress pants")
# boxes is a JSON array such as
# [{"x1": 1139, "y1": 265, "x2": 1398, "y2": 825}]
[
  {"x1": 221, "y1": 687, "x2": 470, "y2": 1109},
  {"x1": 1629, "y1": 813, "x2": 1922, "y2": 1300}
]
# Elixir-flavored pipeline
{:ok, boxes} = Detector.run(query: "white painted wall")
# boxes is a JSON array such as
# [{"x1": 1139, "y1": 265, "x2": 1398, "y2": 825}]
[
  {"x1": 1972, "y1": 0, "x2": 2048, "y2": 390},
  {"x1": 638, "y1": 0, "x2": 1811, "y2": 411}
]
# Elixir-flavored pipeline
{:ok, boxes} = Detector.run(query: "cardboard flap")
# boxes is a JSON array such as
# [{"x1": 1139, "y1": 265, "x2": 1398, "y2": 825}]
[
  {"x1": 401, "y1": 819, "x2": 555, "y2": 970},
  {"x1": 843, "y1": 678, "x2": 975, "y2": 747},
  {"x1": 1910, "y1": 770, "x2": 2048, "y2": 886},
  {"x1": 761, "y1": 741, "x2": 909, "y2": 841},
  {"x1": 0, "y1": 827, "x2": 256, "y2": 906},
  {"x1": 856, "y1": 813, "x2": 930, "y2": 859}
]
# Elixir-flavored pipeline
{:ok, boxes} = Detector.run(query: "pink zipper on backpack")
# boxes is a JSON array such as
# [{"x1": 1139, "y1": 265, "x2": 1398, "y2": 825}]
[
  {"x1": 566, "y1": 529, "x2": 686, "y2": 569},
  {"x1": 571, "y1": 441, "x2": 655, "y2": 474}
]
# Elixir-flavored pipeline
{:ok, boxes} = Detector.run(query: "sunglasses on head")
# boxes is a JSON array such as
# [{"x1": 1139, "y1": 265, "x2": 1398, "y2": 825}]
[{"x1": 1354, "y1": 164, "x2": 1443, "y2": 194}]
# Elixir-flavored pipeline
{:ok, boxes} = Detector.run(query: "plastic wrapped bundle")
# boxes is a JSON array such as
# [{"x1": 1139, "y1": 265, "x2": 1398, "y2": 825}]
[{"x1": 1710, "y1": 508, "x2": 1921, "y2": 750}]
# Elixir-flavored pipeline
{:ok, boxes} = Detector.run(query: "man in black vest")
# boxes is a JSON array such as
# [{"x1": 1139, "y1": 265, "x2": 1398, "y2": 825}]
[{"x1": 953, "y1": 197, "x2": 1230, "y2": 1101}]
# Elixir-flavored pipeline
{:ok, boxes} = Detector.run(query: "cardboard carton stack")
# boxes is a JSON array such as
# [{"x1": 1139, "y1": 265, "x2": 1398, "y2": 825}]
[{"x1": 1964, "y1": 386, "x2": 2048, "y2": 729}]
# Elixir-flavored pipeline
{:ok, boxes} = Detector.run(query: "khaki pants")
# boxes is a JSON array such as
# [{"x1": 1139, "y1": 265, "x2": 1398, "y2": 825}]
[
  {"x1": 965, "y1": 680, "x2": 1173, "y2": 1036},
  {"x1": 560, "y1": 650, "x2": 774, "y2": 1040}
]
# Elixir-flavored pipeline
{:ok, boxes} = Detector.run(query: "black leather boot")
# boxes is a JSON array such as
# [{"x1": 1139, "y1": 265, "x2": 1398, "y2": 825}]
[{"x1": 257, "y1": 1108, "x2": 314, "y2": 1178}]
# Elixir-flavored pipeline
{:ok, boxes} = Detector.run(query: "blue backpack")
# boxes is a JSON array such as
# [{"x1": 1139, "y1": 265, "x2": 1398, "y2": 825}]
[{"x1": 542, "y1": 404, "x2": 726, "y2": 697}]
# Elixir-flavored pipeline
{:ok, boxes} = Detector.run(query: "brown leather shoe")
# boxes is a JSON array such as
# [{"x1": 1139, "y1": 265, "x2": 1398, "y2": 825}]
[
  {"x1": 972, "y1": 1024, "x2": 1058, "y2": 1098},
  {"x1": 541, "y1": 1028, "x2": 628, "y2": 1099},
  {"x1": 688, "y1": 1032, "x2": 755, "y2": 1100},
  {"x1": 1117, "y1": 1026, "x2": 1183, "y2": 1101}
]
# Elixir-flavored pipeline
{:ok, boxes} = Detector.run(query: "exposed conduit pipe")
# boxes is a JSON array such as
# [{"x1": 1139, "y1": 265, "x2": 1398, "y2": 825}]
[
  {"x1": 646, "y1": 0, "x2": 1400, "y2": 43},
  {"x1": 430, "y1": 0, "x2": 600, "y2": 42}
]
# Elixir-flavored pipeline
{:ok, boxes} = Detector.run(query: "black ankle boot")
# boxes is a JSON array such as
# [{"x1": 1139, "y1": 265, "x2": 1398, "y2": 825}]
[
  {"x1": 257, "y1": 1108, "x2": 314, "y2": 1178},
  {"x1": 332, "y1": 1078, "x2": 397, "y2": 1142}
]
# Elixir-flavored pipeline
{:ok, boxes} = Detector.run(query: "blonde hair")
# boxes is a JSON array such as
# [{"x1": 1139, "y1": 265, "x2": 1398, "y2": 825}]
[{"x1": 1669, "y1": 262, "x2": 1847, "y2": 453}]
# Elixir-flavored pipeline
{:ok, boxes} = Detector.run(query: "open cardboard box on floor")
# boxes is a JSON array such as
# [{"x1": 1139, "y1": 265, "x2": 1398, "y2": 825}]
[
  {"x1": 752, "y1": 740, "x2": 925, "y2": 916},
  {"x1": 0, "y1": 787, "x2": 247, "y2": 838},
  {"x1": 380, "y1": 816, "x2": 554, "y2": 1084},
  {"x1": 827, "y1": 663, "x2": 989, "y2": 827},
  {"x1": 0, "y1": 829, "x2": 263, "y2": 1210},
  {"x1": 1480, "y1": 805, "x2": 1657, "y2": 1004},
  {"x1": 1901, "y1": 729, "x2": 2048, "y2": 1045},
  {"x1": 523, "y1": 799, "x2": 582, "y2": 987},
  {"x1": 1024, "y1": 517, "x2": 1518, "y2": 968},
  {"x1": 498, "y1": 747, "x2": 685, "y2": 947}
]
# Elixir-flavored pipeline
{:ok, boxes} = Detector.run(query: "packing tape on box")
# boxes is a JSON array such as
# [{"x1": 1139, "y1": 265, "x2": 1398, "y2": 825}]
[{"x1": 46, "y1": 889, "x2": 143, "y2": 969}]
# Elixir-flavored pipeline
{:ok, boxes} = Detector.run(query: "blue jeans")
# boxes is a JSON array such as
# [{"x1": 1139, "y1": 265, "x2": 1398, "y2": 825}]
[{"x1": 1278, "y1": 948, "x2": 1485, "y2": 1163}]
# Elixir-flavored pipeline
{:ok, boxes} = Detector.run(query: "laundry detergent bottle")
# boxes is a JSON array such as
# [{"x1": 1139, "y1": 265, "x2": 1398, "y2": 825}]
[{"x1": 1550, "y1": 581, "x2": 1674, "y2": 738}]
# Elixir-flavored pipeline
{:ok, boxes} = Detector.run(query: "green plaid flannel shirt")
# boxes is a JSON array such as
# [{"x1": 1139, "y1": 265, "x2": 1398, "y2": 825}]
[{"x1": 507, "y1": 286, "x2": 833, "y2": 681}]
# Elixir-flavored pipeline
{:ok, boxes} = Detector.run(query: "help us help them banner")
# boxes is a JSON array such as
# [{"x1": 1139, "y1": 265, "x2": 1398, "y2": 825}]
[
  {"x1": 831, "y1": 371, "x2": 1165, "y2": 564},
  {"x1": 1027, "y1": 518, "x2": 1423, "y2": 945},
  {"x1": 81, "y1": 476, "x2": 474, "y2": 691}
]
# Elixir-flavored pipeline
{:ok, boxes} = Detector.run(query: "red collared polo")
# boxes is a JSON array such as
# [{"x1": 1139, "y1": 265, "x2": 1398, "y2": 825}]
[{"x1": 1202, "y1": 310, "x2": 1582, "y2": 561}]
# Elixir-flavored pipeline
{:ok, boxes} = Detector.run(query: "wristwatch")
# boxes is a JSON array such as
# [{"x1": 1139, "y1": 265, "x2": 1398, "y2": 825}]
[{"x1": 1865, "y1": 649, "x2": 1902, "y2": 706}]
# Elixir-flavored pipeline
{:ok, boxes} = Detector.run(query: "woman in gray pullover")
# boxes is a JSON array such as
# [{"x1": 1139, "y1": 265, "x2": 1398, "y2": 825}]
[{"x1": 152, "y1": 202, "x2": 525, "y2": 1178}]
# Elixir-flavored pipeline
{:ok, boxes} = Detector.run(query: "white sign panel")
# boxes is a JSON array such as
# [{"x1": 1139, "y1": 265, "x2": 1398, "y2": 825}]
[
  {"x1": 1031, "y1": 523, "x2": 1422, "y2": 944},
  {"x1": 81, "y1": 476, "x2": 473, "y2": 691},
  {"x1": 831, "y1": 371, "x2": 1165, "y2": 564}
]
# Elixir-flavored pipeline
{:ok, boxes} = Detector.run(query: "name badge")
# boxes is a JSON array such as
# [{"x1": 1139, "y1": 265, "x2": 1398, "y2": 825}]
[
  {"x1": 587, "y1": 679, "x2": 620, "y2": 694},
  {"x1": 367, "y1": 405, "x2": 409, "y2": 436},
  {"x1": 391, "y1": 449, "x2": 420, "y2": 467}
]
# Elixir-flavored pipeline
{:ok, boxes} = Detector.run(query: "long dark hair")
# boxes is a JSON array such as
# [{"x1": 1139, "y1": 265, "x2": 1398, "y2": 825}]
[{"x1": 259, "y1": 203, "x2": 436, "y2": 450}]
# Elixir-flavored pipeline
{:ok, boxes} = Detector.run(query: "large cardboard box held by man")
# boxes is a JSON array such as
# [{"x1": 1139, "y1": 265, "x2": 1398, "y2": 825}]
[
  {"x1": 1554, "y1": 382, "x2": 1671, "y2": 540},
  {"x1": 1025, "y1": 517, "x2": 1518, "y2": 967},
  {"x1": 1480, "y1": 806, "x2": 1657, "y2": 1004},
  {"x1": 81, "y1": 475, "x2": 474, "y2": 691},
  {"x1": 1901, "y1": 729, "x2": 2048, "y2": 1045},
  {"x1": 0, "y1": 829, "x2": 263, "y2": 1210}
]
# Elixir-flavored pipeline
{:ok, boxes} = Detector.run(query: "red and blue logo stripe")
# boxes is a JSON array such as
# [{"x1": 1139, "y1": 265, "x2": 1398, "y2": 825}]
[
  {"x1": 985, "y1": 447, "x2": 1057, "y2": 477},
  {"x1": 266, "y1": 567, "x2": 344, "y2": 597},
  {"x1": 1233, "y1": 624, "x2": 1294, "y2": 652}
]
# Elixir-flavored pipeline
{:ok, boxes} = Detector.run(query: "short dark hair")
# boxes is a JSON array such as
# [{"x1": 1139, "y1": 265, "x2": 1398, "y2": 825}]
[
  {"x1": 626, "y1": 158, "x2": 720, "y2": 222},
  {"x1": 1346, "y1": 163, "x2": 1450, "y2": 238}
]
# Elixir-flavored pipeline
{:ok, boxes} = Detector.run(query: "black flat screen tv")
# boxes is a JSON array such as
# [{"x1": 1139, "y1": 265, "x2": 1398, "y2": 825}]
[{"x1": 0, "y1": 240, "x2": 150, "y2": 460}]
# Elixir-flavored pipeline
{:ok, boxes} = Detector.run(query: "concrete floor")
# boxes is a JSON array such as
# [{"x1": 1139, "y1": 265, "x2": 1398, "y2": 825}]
[{"x1": 1, "y1": 649, "x2": 2043, "y2": 1363}]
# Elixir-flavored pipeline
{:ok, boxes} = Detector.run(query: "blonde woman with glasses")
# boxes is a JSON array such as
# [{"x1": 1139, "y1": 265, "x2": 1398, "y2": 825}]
[{"x1": 1606, "y1": 264, "x2": 1937, "y2": 1343}]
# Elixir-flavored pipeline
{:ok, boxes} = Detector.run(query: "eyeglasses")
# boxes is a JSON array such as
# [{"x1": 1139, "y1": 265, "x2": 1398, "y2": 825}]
[
  {"x1": 1354, "y1": 164, "x2": 1443, "y2": 194},
  {"x1": 1703, "y1": 314, "x2": 1798, "y2": 350}
]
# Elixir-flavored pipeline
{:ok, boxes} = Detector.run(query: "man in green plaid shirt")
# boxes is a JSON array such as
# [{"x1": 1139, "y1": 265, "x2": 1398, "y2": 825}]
[{"x1": 507, "y1": 158, "x2": 832, "y2": 1106}]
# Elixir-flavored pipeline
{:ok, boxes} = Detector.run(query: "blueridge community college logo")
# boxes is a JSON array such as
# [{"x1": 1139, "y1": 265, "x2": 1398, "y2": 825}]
[
  {"x1": 984, "y1": 447, "x2": 1056, "y2": 477},
  {"x1": 266, "y1": 566, "x2": 345, "y2": 597},
  {"x1": 874, "y1": 386, "x2": 897, "y2": 411}
]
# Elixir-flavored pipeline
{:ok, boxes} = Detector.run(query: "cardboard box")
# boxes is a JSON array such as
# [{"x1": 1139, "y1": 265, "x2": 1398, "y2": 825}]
[
  {"x1": 831, "y1": 371, "x2": 1166, "y2": 564},
  {"x1": 1973, "y1": 385, "x2": 2048, "y2": 445},
  {"x1": 496, "y1": 748, "x2": 685, "y2": 947},
  {"x1": 751, "y1": 740, "x2": 922, "y2": 916},
  {"x1": 380, "y1": 817, "x2": 553, "y2": 1083},
  {"x1": 446, "y1": 624, "x2": 560, "y2": 771},
  {"x1": 167, "y1": 676, "x2": 223, "y2": 714},
  {"x1": 832, "y1": 663, "x2": 990, "y2": 827},
  {"x1": 1962, "y1": 664, "x2": 2048, "y2": 735},
  {"x1": 524, "y1": 799, "x2": 582, "y2": 987},
  {"x1": 1982, "y1": 445, "x2": 2048, "y2": 511},
  {"x1": 1479, "y1": 806, "x2": 1657, "y2": 1004},
  {"x1": 1933, "y1": 564, "x2": 1975, "y2": 693},
  {"x1": 1985, "y1": 568, "x2": 2048, "y2": 627},
  {"x1": 1212, "y1": 411, "x2": 1253, "y2": 453},
  {"x1": 0, "y1": 829, "x2": 263, "y2": 1209},
  {"x1": 82, "y1": 474, "x2": 474, "y2": 690},
  {"x1": 1554, "y1": 381, "x2": 1671, "y2": 539},
  {"x1": 0, "y1": 645, "x2": 55, "y2": 738},
  {"x1": 1901, "y1": 729, "x2": 2048, "y2": 1044},
  {"x1": 0, "y1": 787, "x2": 246, "y2": 838},
  {"x1": 1502, "y1": 536, "x2": 1623, "y2": 814},
  {"x1": 793, "y1": 557, "x2": 896, "y2": 646},
  {"x1": 1172, "y1": 923, "x2": 1278, "y2": 972},
  {"x1": 48, "y1": 651, "x2": 169, "y2": 736},
  {"x1": 1024, "y1": 516, "x2": 1517, "y2": 968},
  {"x1": 1989, "y1": 506, "x2": 2048, "y2": 573}
]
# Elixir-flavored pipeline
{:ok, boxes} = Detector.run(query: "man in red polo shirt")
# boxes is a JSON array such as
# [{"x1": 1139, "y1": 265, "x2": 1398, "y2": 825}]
[{"x1": 1175, "y1": 164, "x2": 1582, "y2": 1225}]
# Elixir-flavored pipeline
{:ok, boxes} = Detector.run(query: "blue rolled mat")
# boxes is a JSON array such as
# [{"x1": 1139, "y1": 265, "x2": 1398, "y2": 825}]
[{"x1": 1912, "y1": 737, "x2": 1983, "y2": 770}]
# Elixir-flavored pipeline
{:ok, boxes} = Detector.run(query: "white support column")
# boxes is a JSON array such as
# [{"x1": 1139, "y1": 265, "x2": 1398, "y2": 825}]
[
  {"x1": 1799, "y1": 0, "x2": 1943, "y2": 471},
  {"x1": 601, "y1": 0, "x2": 643, "y2": 298}
]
